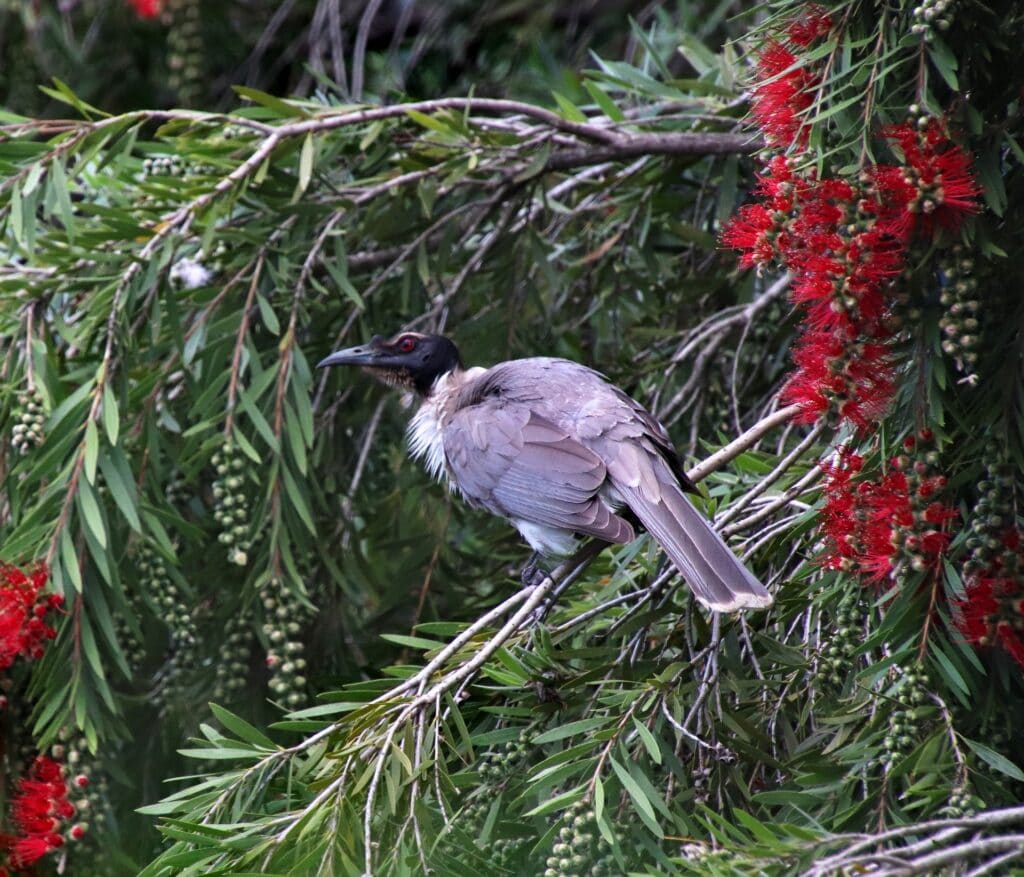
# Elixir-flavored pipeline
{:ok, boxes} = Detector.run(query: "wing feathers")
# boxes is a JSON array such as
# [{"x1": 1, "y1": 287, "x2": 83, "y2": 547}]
[{"x1": 444, "y1": 405, "x2": 633, "y2": 545}]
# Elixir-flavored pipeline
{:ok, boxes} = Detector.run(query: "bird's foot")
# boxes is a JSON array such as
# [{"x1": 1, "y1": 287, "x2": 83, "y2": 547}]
[{"x1": 520, "y1": 552, "x2": 550, "y2": 589}]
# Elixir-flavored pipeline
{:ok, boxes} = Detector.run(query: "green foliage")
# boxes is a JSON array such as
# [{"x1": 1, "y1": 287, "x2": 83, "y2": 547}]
[{"x1": 0, "y1": 1, "x2": 1023, "y2": 875}]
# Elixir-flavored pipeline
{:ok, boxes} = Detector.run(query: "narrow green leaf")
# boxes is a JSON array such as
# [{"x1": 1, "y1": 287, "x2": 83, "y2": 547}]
[
  {"x1": 50, "y1": 158, "x2": 75, "y2": 239},
  {"x1": 404, "y1": 108, "x2": 454, "y2": 134},
  {"x1": 513, "y1": 141, "x2": 552, "y2": 183},
  {"x1": 359, "y1": 120, "x2": 384, "y2": 151},
  {"x1": 79, "y1": 614, "x2": 106, "y2": 680},
  {"x1": 10, "y1": 181, "x2": 24, "y2": 246},
  {"x1": 281, "y1": 463, "x2": 316, "y2": 535},
  {"x1": 84, "y1": 421, "x2": 100, "y2": 485},
  {"x1": 610, "y1": 756, "x2": 662, "y2": 837},
  {"x1": 732, "y1": 809, "x2": 778, "y2": 844},
  {"x1": 927, "y1": 36, "x2": 959, "y2": 90},
  {"x1": 379, "y1": 634, "x2": 446, "y2": 650},
  {"x1": 552, "y1": 91, "x2": 587, "y2": 122},
  {"x1": 60, "y1": 528, "x2": 83, "y2": 593},
  {"x1": 23, "y1": 163, "x2": 46, "y2": 197},
  {"x1": 594, "y1": 778, "x2": 615, "y2": 845},
  {"x1": 928, "y1": 639, "x2": 970, "y2": 697},
  {"x1": 209, "y1": 703, "x2": 278, "y2": 751},
  {"x1": 296, "y1": 133, "x2": 314, "y2": 197},
  {"x1": 238, "y1": 388, "x2": 279, "y2": 453},
  {"x1": 98, "y1": 450, "x2": 141, "y2": 533},
  {"x1": 232, "y1": 85, "x2": 309, "y2": 117},
  {"x1": 232, "y1": 428, "x2": 262, "y2": 463},
  {"x1": 632, "y1": 718, "x2": 662, "y2": 765},
  {"x1": 583, "y1": 80, "x2": 625, "y2": 122},
  {"x1": 42, "y1": 77, "x2": 107, "y2": 117},
  {"x1": 523, "y1": 785, "x2": 585, "y2": 817},
  {"x1": 76, "y1": 480, "x2": 107, "y2": 549},
  {"x1": 964, "y1": 738, "x2": 1024, "y2": 782},
  {"x1": 256, "y1": 292, "x2": 280, "y2": 335},
  {"x1": 532, "y1": 716, "x2": 612, "y2": 744},
  {"x1": 102, "y1": 384, "x2": 119, "y2": 446},
  {"x1": 177, "y1": 747, "x2": 260, "y2": 761},
  {"x1": 284, "y1": 404, "x2": 308, "y2": 475}
]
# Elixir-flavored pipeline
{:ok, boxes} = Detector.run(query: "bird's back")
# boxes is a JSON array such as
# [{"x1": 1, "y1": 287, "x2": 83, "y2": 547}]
[{"x1": 456, "y1": 357, "x2": 695, "y2": 493}]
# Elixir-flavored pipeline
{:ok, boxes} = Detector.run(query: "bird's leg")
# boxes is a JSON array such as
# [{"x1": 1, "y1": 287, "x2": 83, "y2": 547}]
[
  {"x1": 520, "y1": 552, "x2": 549, "y2": 589},
  {"x1": 529, "y1": 540, "x2": 611, "y2": 625}
]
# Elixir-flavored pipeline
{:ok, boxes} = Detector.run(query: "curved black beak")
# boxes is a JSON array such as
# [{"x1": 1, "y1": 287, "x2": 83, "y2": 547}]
[{"x1": 316, "y1": 344, "x2": 380, "y2": 369}]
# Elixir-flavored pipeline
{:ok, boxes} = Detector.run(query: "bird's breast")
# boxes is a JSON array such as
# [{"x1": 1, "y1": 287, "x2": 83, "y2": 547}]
[{"x1": 407, "y1": 396, "x2": 449, "y2": 485}]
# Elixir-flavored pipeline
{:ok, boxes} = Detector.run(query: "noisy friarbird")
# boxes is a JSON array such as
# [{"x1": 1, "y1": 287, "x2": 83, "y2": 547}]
[{"x1": 317, "y1": 332, "x2": 771, "y2": 612}]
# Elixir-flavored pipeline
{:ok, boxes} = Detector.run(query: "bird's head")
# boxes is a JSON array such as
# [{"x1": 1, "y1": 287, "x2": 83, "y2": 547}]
[{"x1": 316, "y1": 332, "x2": 462, "y2": 395}]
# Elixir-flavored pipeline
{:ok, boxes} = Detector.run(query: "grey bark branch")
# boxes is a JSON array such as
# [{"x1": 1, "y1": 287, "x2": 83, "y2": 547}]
[{"x1": 545, "y1": 130, "x2": 758, "y2": 169}]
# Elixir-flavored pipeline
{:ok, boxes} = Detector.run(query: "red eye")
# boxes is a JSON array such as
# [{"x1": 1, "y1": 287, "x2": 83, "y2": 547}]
[{"x1": 398, "y1": 336, "x2": 417, "y2": 353}]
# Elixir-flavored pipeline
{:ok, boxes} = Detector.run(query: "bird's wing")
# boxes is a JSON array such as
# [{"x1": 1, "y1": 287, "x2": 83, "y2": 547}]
[{"x1": 443, "y1": 401, "x2": 634, "y2": 545}]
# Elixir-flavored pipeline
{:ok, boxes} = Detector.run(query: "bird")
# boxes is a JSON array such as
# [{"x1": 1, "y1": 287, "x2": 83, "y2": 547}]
[{"x1": 317, "y1": 331, "x2": 772, "y2": 612}]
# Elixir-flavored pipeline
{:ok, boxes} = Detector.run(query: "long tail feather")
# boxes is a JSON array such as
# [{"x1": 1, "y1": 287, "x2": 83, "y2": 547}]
[{"x1": 622, "y1": 477, "x2": 772, "y2": 612}]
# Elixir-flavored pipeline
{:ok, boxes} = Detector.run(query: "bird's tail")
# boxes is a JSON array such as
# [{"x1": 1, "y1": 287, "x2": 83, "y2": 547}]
[{"x1": 617, "y1": 460, "x2": 772, "y2": 612}]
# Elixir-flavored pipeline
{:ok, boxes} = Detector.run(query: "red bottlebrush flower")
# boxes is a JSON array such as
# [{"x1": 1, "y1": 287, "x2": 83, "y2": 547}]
[
  {"x1": 956, "y1": 576, "x2": 1024, "y2": 668},
  {"x1": 725, "y1": 163, "x2": 909, "y2": 431},
  {"x1": 876, "y1": 121, "x2": 981, "y2": 237},
  {"x1": 784, "y1": 331, "x2": 896, "y2": 429},
  {"x1": 721, "y1": 203, "x2": 782, "y2": 268},
  {"x1": 6, "y1": 757, "x2": 72, "y2": 868},
  {"x1": 750, "y1": 42, "x2": 819, "y2": 149},
  {"x1": 9, "y1": 833, "x2": 63, "y2": 868},
  {"x1": 819, "y1": 448, "x2": 866, "y2": 572},
  {"x1": 786, "y1": 5, "x2": 834, "y2": 47},
  {"x1": 128, "y1": 0, "x2": 161, "y2": 18},
  {"x1": 996, "y1": 621, "x2": 1024, "y2": 667},
  {"x1": 955, "y1": 582, "x2": 1000, "y2": 645},
  {"x1": 0, "y1": 563, "x2": 59, "y2": 671},
  {"x1": 955, "y1": 528, "x2": 1024, "y2": 668},
  {"x1": 819, "y1": 443, "x2": 954, "y2": 581}
]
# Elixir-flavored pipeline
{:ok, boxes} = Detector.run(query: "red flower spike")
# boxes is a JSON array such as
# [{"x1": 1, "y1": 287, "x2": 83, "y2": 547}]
[
  {"x1": 786, "y1": 5, "x2": 834, "y2": 46},
  {"x1": 819, "y1": 447, "x2": 955, "y2": 580},
  {"x1": 877, "y1": 121, "x2": 981, "y2": 236},
  {"x1": 10, "y1": 834, "x2": 61, "y2": 867},
  {"x1": 6, "y1": 755, "x2": 75, "y2": 868},
  {"x1": 0, "y1": 564, "x2": 60, "y2": 671},
  {"x1": 726, "y1": 25, "x2": 979, "y2": 435},
  {"x1": 996, "y1": 621, "x2": 1024, "y2": 667},
  {"x1": 127, "y1": 0, "x2": 161, "y2": 18},
  {"x1": 955, "y1": 528, "x2": 1024, "y2": 668},
  {"x1": 750, "y1": 43, "x2": 819, "y2": 150}
]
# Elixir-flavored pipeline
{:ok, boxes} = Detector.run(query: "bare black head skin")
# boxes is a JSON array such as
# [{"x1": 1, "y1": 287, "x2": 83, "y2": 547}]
[{"x1": 316, "y1": 332, "x2": 463, "y2": 396}]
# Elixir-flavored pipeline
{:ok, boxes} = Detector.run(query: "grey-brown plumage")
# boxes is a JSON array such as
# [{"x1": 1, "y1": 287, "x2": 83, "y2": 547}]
[{"x1": 318, "y1": 332, "x2": 772, "y2": 612}]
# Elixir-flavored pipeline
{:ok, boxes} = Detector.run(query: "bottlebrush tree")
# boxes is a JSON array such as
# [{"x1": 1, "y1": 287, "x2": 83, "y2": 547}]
[{"x1": 0, "y1": 1, "x2": 1023, "y2": 875}]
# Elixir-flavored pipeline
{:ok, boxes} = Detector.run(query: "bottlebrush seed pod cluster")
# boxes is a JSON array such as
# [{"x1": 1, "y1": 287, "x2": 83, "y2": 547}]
[
  {"x1": 261, "y1": 580, "x2": 310, "y2": 709},
  {"x1": 10, "y1": 389, "x2": 45, "y2": 456},
  {"x1": 212, "y1": 441, "x2": 252, "y2": 566}
]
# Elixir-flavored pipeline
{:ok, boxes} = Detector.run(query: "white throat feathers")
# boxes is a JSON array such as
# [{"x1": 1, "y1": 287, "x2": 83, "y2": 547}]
[{"x1": 406, "y1": 367, "x2": 485, "y2": 488}]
